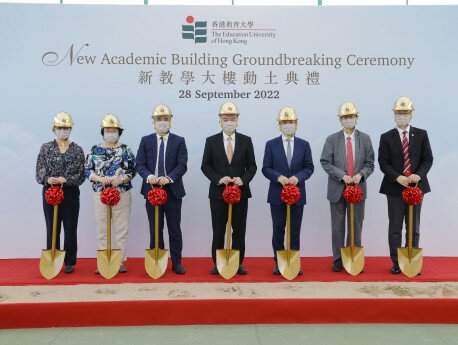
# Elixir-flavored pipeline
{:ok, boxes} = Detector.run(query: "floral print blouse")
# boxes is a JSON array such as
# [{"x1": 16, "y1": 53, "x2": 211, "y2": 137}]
[
  {"x1": 35, "y1": 140, "x2": 86, "y2": 187},
  {"x1": 84, "y1": 143, "x2": 136, "y2": 192}
]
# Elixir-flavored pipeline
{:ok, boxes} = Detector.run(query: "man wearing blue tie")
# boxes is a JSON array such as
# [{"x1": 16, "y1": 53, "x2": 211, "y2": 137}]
[
  {"x1": 136, "y1": 104, "x2": 188, "y2": 274},
  {"x1": 262, "y1": 107, "x2": 314, "y2": 275}
]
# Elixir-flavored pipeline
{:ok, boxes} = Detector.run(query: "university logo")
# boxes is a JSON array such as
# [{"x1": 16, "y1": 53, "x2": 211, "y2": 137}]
[{"x1": 182, "y1": 16, "x2": 207, "y2": 43}]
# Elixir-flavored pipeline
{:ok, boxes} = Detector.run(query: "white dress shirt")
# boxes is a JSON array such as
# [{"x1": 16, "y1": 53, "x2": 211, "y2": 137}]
[
  {"x1": 223, "y1": 131, "x2": 236, "y2": 152},
  {"x1": 396, "y1": 125, "x2": 411, "y2": 143},
  {"x1": 147, "y1": 133, "x2": 173, "y2": 183},
  {"x1": 282, "y1": 134, "x2": 294, "y2": 158},
  {"x1": 343, "y1": 129, "x2": 355, "y2": 162}
]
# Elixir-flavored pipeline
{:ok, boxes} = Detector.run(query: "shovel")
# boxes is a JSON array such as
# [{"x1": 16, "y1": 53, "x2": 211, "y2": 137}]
[
  {"x1": 145, "y1": 203, "x2": 169, "y2": 279},
  {"x1": 341, "y1": 202, "x2": 364, "y2": 276},
  {"x1": 277, "y1": 204, "x2": 301, "y2": 280},
  {"x1": 97, "y1": 205, "x2": 122, "y2": 279},
  {"x1": 40, "y1": 203, "x2": 65, "y2": 280},
  {"x1": 398, "y1": 202, "x2": 423, "y2": 277},
  {"x1": 216, "y1": 203, "x2": 240, "y2": 279}
]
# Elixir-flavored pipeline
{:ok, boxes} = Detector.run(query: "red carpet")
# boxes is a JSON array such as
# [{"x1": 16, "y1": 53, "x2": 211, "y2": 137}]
[{"x1": 1, "y1": 257, "x2": 458, "y2": 285}]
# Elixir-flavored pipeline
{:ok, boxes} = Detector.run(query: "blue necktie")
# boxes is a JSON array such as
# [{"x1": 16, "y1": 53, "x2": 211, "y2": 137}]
[
  {"x1": 286, "y1": 139, "x2": 292, "y2": 169},
  {"x1": 158, "y1": 137, "x2": 165, "y2": 177}
]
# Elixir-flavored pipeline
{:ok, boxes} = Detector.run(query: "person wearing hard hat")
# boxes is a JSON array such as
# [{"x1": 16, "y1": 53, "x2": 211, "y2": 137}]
[
  {"x1": 320, "y1": 102, "x2": 375, "y2": 272},
  {"x1": 85, "y1": 114, "x2": 136, "y2": 273},
  {"x1": 35, "y1": 112, "x2": 86, "y2": 274},
  {"x1": 262, "y1": 107, "x2": 314, "y2": 275},
  {"x1": 201, "y1": 102, "x2": 257, "y2": 275},
  {"x1": 378, "y1": 97, "x2": 433, "y2": 274},
  {"x1": 136, "y1": 104, "x2": 188, "y2": 275}
]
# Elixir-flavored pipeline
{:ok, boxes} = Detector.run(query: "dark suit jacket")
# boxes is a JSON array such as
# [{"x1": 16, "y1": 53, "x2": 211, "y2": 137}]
[
  {"x1": 262, "y1": 136, "x2": 314, "y2": 206},
  {"x1": 378, "y1": 126, "x2": 433, "y2": 196},
  {"x1": 201, "y1": 131, "x2": 257, "y2": 199},
  {"x1": 136, "y1": 133, "x2": 187, "y2": 199}
]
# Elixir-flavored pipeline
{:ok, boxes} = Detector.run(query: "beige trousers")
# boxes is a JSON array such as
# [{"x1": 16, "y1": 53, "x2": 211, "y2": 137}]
[{"x1": 93, "y1": 190, "x2": 132, "y2": 262}]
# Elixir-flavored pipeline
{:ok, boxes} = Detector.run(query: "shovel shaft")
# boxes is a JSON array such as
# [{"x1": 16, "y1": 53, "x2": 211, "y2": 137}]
[
  {"x1": 155, "y1": 206, "x2": 159, "y2": 261},
  {"x1": 408, "y1": 204, "x2": 413, "y2": 260},
  {"x1": 286, "y1": 204, "x2": 291, "y2": 263},
  {"x1": 350, "y1": 203, "x2": 355, "y2": 259},
  {"x1": 107, "y1": 206, "x2": 112, "y2": 257},
  {"x1": 51, "y1": 205, "x2": 58, "y2": 258},
  {"x1": 226, "y1": 204, "x2": 233, "y2": 262}
]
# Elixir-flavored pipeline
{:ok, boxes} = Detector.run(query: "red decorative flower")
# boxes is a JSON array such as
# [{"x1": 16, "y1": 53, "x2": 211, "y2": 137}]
[
  {"x1": 281, "y1": 185, "x2": 301, "y2": 205},
  {"x1": 223, "y1": 185, "x2": 241, "y2": 204},
  {"x1": 342, "y1": 185, "x2": 363, "y2": 204},
  {"x1": 100, "y1": 187, "x2": 121, "y2": 206},
  {"x1": 402, "y1": 186, "x2": 423, "y2": 205},
  {"x1": 148, "y1": 187, "x2": 168, "y2": 206},
  {"x1": 45, "y1": 186, "x2": 64, "y2": 206}
]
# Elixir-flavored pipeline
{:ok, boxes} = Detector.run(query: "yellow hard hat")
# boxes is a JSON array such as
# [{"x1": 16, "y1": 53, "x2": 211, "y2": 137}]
[
  {"x1": 52, "y1": 112, "x2": 74, "y2": 128},
  {"x1": 152, "y1": 104, "x2": 173, "y2": 118},
  {"x1": 277, "y1": 107, "x2": 298, "y2": 121},
  {"x1": 219, "y1": 102, "x2": 239, "y2": 116},
  {"x1": 338, "y1": 102, "x2": 358, "y2": 117},
  {"x1": 393, "y1": 97, "x2": 415, "y2": 112},
  {"x1": 100, "y1": 114, "x2": 122, "y2": 128}
]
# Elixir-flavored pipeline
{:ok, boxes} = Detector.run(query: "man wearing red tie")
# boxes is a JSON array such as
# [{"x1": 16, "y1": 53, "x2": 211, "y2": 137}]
[
  {"x1": 378, "y1": 97, "x2": 433, "y2": 274},
  {"x1": 320, "y1": 102, "x2": 374, "y2": 272}
]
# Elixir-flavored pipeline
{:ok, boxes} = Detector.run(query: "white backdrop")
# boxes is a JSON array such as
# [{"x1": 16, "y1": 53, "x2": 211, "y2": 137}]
[{"x1": 0, "y1": 4, "x2": 457, "y2": 259}]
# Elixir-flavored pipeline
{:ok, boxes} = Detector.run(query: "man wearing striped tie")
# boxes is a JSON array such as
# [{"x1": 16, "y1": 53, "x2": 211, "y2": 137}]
[{"x1": 378, "y1": 97, "x2": 433, "y2": 274}]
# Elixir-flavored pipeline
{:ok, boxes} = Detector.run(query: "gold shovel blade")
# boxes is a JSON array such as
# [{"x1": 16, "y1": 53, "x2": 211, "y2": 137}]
[
  {"x1": 341, "y1": 246, "x2": 365, "y2": 276},
  {"x1": 277, "y1": 250, "x2": 301, "y2": 281},
  {"x1": 39, "y1": 249, "x2": 65, "y2": 280},
  {"x1": 398, "y1": 247, "x2": 423, "y2": 278},
  {"x1": 145, "y1": 248, "x2": 169, "y2": 279},
  {"x1": 216, "y1": 249, "x2": 240, "y2": 280},
  {"x1": 97, "y1": 249, "x2": 122, "y2": 279}
]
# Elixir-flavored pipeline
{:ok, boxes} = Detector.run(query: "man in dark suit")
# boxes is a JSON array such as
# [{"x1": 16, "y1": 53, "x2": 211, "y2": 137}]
[
  {"x1": 262, "y1": 107, "x2": 314, "y2": 275},
  {"x1": 201, "y1": 102, "x2": 257, "y2": 275},
  {"x1": 136, "y1": 104, "x2": 188, "y2": 274},
  {"x1": 378, "y1": 97, "x2": 433, "y2": 274}
]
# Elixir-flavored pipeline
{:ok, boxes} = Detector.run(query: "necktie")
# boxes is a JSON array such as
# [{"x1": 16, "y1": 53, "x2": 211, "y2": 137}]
[
  {"x1": 402, "y1": 131, "x2": 412, "y2": 176},
  {"x1": 346, "y1": 137, "x2": 354, "y2": 176},
  {"x1": 286, "y1": 139, "x2": 292, "y2": 169},
  {"x1": 158, "y1": 137, "x2": 165, "y2": 177},
  {"x1": 226, "y1": 136, "x2": 233, "y2": 164}
]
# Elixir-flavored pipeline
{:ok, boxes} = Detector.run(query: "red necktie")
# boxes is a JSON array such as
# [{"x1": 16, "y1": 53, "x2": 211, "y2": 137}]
[
  {"x1": 346, "y1": 137, "x2": 354, "y2": 177},
  {"x1": 402, "y1": 131, "x2": 412, "y2": 176}
]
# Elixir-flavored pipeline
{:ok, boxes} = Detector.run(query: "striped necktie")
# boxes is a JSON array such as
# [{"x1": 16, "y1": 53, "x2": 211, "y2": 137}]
[{"x1": 402, "y1": 131, "x2": 412, "y2": 176}]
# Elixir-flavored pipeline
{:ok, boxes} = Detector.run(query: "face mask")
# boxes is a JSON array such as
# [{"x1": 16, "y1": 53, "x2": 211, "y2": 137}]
[
  {"x1": 341, "y1": 118, "x2": 357, "y2": 130},
  {"x1": 55, "y1": 128, "x2": 71, "y2": 140},
  {"x1": 222, "y1": 121, "x2": 237, "y2": 134},
  {"x1": 394, "y1": 114, "x2": 411, "y2": 128},
  {"x1": 280, "y1": 123, "x2": 296, "y2": 136},
  {"x1": 155, "y1": 121, "x2": 170, "y2": 134},
  {"x1": 104, "y1": 132, "x2": 119, "y2": 144}
]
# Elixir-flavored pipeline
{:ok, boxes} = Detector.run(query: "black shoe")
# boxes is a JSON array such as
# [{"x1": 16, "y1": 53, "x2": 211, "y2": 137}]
[
  {"x1": 273, "y1": 266, "x2": 281, "y2": 275},
  {"x1": 211, "y1": 266, "x2": 218, "y2": 275},
  {"x1": 64, "y1": 265, "x2": 74, "y2": 274},
  {"x1": 118, "y1": 264, "x2": 127, "y2": 273},
  {"x1": 390, "y1": 263, "x2": 401, "y2": 274},
  {"x1": 172, "y1": 264, "x2": 186, "y2": 275},
  {"x1": 298, "y1": 270, "x2": 303, "y2": 276},
  {"x1": 237, "y1": 265, "x2": 247, "y2": 275},
  {"x1": 332, "y1": 265, "x2": 342, "y2": 272}
]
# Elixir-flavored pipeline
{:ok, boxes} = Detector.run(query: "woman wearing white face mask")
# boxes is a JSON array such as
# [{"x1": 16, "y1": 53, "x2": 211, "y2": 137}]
[
  {"x1": 85, "y1": 114, "x2": 136, "y2": 274},
  {"x1": 35, "y1": 112, "x2": 86, "y2": 274},
  {"x1": 320, "y1": 102, "x2": 374, "y2": 273}
]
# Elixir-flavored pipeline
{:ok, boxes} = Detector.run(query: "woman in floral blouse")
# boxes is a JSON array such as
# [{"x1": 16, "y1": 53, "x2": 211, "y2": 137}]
[
  {"x1": 35, "y1": 112, "x2": 85, "y2": 274},
  {"x1": 85, "y1": 114, "x2": 136, "y2": 273}
]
